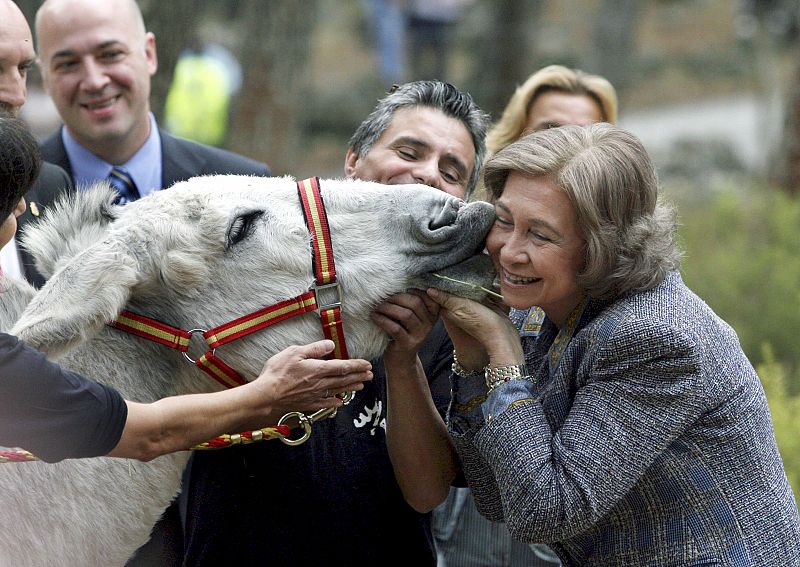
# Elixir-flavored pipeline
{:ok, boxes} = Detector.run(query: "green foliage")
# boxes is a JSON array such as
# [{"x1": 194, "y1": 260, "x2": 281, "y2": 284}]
[
  {"x1": 757, "y1": 346, "x2": 800, "y2": 501},
  {"x1": 678, "y1": 186, "x2": 800, "y2": 386},
  {"x1": 675, "y1": 181, "x2": 800, "y2": 499}
]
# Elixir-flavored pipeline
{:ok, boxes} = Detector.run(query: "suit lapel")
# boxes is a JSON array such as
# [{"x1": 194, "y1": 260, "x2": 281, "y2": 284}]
[
  {"x1": 160, "y1": 129, "x2": 206, "y2": 189},
  {"x1": 40, "y1": 129, "x2": 74, "y2": 181}
]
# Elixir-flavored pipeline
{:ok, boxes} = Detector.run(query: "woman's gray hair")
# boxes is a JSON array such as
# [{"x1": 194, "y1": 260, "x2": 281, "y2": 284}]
[
  {"x1": 348, "y1": 81, "x2": 490, "y2": 198},
  {"x1": 484, "y1": 123, "x2": 681, "y2": 299}
]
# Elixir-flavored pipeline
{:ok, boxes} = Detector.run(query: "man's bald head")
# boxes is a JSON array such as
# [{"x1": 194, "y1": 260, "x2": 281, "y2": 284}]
[
  {"x1": 34, "y1": 0, "x2": 157, "y2": 163},
  {"x1": 36, "y1": 0, "x2": 146, "y2": 43},
  {"x1": 0, "y1": 0, "x2": 35, "y2": 115},
  {"x1": 0, "y1": 0, "x2": 27, "y2": 26}
]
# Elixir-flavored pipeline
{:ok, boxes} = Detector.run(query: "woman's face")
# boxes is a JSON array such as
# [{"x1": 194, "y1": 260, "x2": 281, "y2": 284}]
[
  {"x1": 0, "y1": 197, "x2": 26, "y2": 249},
  {"x1": 486, "y1": 172, "x2": 586, "y2": 328},
  {"x1": 523, "y1": 91, "x2": 604, "y2": 134}
]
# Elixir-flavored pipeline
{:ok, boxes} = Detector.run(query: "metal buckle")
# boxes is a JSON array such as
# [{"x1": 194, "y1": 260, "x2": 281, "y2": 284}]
[{"x1": 312, "y1": 281, "x2": 342, "y2": 311}]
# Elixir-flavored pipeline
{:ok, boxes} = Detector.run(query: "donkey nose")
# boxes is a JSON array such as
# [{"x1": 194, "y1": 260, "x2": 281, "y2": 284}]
[
  {"x1": 401, "y1": 186, "x2": 465, "y2": 246},
  {"x1": 427, "y1": 197, "x2": 461, "y2": 231}
]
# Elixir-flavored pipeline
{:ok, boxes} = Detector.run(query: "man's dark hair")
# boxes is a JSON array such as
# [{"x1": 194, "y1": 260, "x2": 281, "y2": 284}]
[
  {"x1": 348, "y1": 81, "x2": 490, "y2": 198},
  {"x1": 0, "y1": 115, "x2": 41, "y2": 220}
]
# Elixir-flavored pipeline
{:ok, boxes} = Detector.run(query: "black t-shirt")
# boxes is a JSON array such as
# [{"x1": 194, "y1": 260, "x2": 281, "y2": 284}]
[
  {"x1": 182, "y1": 321, "x2": 454, "y2": 566},
  {"x1": 0, "y1": 332, "x2": 127, "y2": 463}
]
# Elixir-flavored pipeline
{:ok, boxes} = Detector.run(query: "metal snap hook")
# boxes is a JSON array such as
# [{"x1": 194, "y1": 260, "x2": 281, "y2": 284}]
[{"x1": 277, "y1": 411, "x2": 314, "y2": 446}]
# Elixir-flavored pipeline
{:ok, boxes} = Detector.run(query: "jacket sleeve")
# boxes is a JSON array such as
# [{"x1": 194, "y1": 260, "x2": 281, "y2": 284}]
[
  {"x1": 0, "y1": 333, "x2": 127, "y2": 462},
  {"x1": 468, "y1": 316, "x2": 706, "y2": 542}
]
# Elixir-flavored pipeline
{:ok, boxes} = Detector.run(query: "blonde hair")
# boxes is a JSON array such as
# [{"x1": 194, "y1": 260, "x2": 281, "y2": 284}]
[
  {"x1": 484, "y1": 124, "x2": 680, "y2": 299},
  {"x1": 486, "y1": 65, "x2": 619, "y2": 157}
]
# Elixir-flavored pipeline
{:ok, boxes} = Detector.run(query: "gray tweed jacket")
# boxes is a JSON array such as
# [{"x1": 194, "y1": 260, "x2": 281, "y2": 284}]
[{"x1": 449, "y1": 271, "x2": 800, "y2": 566}]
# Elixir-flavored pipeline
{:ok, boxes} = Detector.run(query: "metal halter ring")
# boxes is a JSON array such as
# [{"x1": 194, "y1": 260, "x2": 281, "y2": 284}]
[{"x1": 182, "y1": 329, "x2": 213, "y2": 364}]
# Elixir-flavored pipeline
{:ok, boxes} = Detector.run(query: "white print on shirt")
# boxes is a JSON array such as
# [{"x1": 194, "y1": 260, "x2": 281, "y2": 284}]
[{"x1": 353, "y1": 399, "x2": 386, "y2": 435}]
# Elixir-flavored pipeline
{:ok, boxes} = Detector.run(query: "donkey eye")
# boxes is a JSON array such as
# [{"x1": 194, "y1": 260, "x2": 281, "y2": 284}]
[{"x1": 227, "y1": 212, "x2": 262, "y2": 247}]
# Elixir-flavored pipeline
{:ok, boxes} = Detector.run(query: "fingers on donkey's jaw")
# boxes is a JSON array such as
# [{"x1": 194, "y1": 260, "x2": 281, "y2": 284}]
[
  {"x1": 370, "y1": 312, "x2": 393, "y2": 331},
  {"x1": 372, "y1": 315, "x2": 405, "y2": 338},
  {"x1": 426, "y1": 287, "x2": 450, "y2": 304},
  {"x1": 420, "y1": 292, "x2": 440, "y2": 311},
  {"x1": 379, "y1": 301, "x2": 411, "y2": 320}
]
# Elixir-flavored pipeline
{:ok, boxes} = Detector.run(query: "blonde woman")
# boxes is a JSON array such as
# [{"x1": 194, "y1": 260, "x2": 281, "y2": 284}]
[{"x1": 471, "y1": 65, "x2": 618, "y2": 203}]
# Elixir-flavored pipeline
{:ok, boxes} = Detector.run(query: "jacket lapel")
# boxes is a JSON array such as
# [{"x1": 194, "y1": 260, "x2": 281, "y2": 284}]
[{"x1": 159, "y1": 129, "x2": 207, "y2": 189}]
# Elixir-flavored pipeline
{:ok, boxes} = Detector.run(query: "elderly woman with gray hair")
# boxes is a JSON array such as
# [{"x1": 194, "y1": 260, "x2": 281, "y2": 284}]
[{"x1": 428, "y1": 122, "x2": 800, "y2": 565}]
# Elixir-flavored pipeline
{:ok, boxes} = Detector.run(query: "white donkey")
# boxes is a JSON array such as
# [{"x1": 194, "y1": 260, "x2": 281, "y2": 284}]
[{"x1": 0, "y1": 175, "x2": 495, "y2": 567}]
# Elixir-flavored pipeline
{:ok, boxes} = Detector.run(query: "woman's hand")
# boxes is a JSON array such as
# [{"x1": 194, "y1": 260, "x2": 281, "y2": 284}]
[{"x1": 427, "y1": 288, "x2": 524, "y2": 370}]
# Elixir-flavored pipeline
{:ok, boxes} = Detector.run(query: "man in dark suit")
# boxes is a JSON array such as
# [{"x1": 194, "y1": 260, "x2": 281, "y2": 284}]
[
  {"x1": 33, "y1": 0, "x2": 271, "y2": 563},
  {"x1": 31, "y1": 0, "x2": 270, "y2": 282},
  {"x1": 0, "y1": 0, "x2": 72, "y2": 287}
]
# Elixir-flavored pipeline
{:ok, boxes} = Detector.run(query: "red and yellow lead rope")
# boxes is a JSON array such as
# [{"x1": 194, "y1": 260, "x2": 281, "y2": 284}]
[
  {"x1": 0, "y1": 450, "x2": 38, "y2": 463},
  {"x1": 1, "y1": 424, "x2": 293, "y2": 463}
]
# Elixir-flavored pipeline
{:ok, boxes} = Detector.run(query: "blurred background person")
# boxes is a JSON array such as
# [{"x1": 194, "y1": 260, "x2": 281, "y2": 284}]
[
  {"x1": 470, "y1": 63, "x2": 618, "y2": 202},
  {"x1": 407, "y1": 0, "x2": 473, "y2": 82},
  {"x1": 361, "y1": 0, "x2": 408, "y2": 84},
  {"x1": 164, "y1": 34, "x2": 242, "y2": 147},
  {"x1": 486, "y1": 64, "x2": 617, "y2": 152}
]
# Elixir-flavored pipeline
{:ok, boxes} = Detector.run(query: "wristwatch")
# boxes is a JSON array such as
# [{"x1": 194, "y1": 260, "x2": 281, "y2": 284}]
[{"x1": 485, "y1": 364, "x2": 527, "y2": 391}]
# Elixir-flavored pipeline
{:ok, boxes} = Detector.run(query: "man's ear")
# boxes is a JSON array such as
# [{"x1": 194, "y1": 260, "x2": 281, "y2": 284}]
[
  {"x1": 145, "y1": 31, "x2": 158, "y2": 75},
  {"x1": 344, "y1": 147, "x2": 359, "y2": 178}
]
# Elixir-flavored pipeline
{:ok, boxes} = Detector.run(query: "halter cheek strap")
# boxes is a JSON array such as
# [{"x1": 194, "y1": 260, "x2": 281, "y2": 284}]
[{"x1": 297, "y1": 176, "x2": 349, "y2": 360}]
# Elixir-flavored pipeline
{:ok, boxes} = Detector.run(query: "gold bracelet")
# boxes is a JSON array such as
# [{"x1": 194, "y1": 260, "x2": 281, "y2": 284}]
[
  {"x1": 485, "y1": 363, "x2": 527, "y2": 392},
  {"x1": 451, "y1": 350, "x2": 484, "y2": 378}
]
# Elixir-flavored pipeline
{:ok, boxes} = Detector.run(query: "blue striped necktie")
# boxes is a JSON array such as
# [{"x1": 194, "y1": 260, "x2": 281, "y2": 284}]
[{"x1": 108, "y1": 167, "x2": 140, "y2": 205}]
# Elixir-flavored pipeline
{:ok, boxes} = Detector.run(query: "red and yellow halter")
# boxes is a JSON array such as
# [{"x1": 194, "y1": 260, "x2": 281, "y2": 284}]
[
  {"x1": 111, "y1": 177, "x2": 349, "y2": 388},
  {"x1": 0, "y1": 177, "x2": 351, "y2": 463}
]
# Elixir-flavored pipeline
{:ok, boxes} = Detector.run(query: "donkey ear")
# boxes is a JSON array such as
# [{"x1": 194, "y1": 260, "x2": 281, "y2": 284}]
[
  {"x1": 20, "y1": 182, "x2": 119, "y2": 280},
  {"x1": 10, "y1": 238, "x2": 140, "y2": 358}
]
